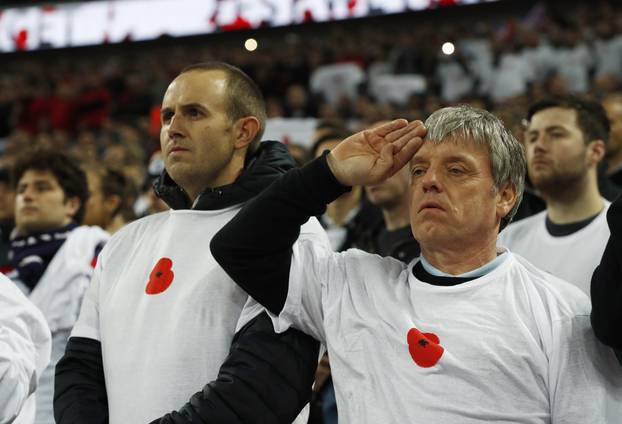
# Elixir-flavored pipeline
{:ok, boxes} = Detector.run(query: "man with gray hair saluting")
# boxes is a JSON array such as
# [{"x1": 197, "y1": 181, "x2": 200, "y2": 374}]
[{"x1": 212, "y1": 106, "x2": 622, "y2": 423}]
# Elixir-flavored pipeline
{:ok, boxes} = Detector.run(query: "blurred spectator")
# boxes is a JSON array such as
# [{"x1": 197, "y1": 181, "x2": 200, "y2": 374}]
[
  {"x1": 602, "y1": 93, "x2": 622, "y2": 186},
  {"x1": 5, "y1": 149, "x2": 109, "y2": 424},
  {"x1": 283, "y1": 84, "x2": 318, "y2": 118},
  {"x1": 83, "y1": 165, "x2": 134, "y2": 235},
  {"x1": 594, "y1": 20, "x2": 622, "y2": 88},
  {"x1": 552, "y1": 26, "x2": 593, "y2": 94},
  {"x1": 499, "y1": 97, "x2": 611, "y2": 295},
  {"x1": 488, "y1": 42, "x2": 533, "y2": 103},
  {"x1": 365, "y1": 165, "x2": 420, "y2": 262},
  {"x1": 311, "y1": 132, "x2": 382, "y2": 251},
  {"x1": 134, "y1": 150, "x2": 169, "y2": 218},
  {"x1": 0, "y1": 167, "x2": 15, "y2": 272},
  {"x1": 286, "y1": 143, "x2": 310, "y2": 167}
]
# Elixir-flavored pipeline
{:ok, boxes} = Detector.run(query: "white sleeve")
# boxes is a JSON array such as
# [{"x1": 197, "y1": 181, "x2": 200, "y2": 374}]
[
  {"x1": 269, "y1": 234, "x2": 347, "y2": 344},
  {"x1": 69, "y1": 252, "x2": 104, "y2": 341},
  {"x1": 549, "y1": 315, "x2": 622, "y2": 423},
  {"x1": 0, "y1": 276, "x2": 51, "y2": 424}
]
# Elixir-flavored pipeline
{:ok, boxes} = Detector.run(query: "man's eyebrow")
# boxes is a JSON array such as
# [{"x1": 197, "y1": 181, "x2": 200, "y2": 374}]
[
  {"x1": 544, "y1": 125, "x2": 567, "y2": 132},
  {"x1": 443, "y1": 154, "x2": 475, "y2": 164},
  {"x1": 180, "y1": 103, "x2": 207, "y2": 111},
  {"x1": 410, "y1": 157, "x2": 428, "y2": 165},
  {"x1": 527, "y1": 125, "x2": 567, "y2": 134}
]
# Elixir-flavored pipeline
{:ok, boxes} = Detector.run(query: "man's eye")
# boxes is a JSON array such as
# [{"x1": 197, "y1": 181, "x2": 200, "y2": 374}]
[
  {"x1": 161, "y1": 113, "x2": 173, "y2": 123},
  {"x1": 448, "y1": 168, "x2": 464, "y2": 175},
  {"x1": 412, "y1": 168, "x2": 425, "y2": 177},
  {"x1": 187, "y1": 109, "x2": 200, "y2": 118}
]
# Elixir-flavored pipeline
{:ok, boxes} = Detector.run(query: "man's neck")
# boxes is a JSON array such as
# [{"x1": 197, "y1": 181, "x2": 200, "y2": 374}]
[
  {"x1": 326, "y1": 187, "x2": 361, "y2": 226},
  {"x1": 420, "y1": 236, "x2": 498, "y2": 276},
  {"x1": 543, "y1": 181, "x2": 604, "y2": 224},
  {"x1": 185, "y1": 160, "x2": 245, "y2": 205},
  {"x1": 381, "y1": 201, "x2": 410, "y2": 231}
]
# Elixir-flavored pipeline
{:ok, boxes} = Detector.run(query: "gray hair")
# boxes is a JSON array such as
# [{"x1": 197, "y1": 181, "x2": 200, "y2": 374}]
[{"x1": 424, "y1": 105, "x2": 526, "y2": 231}]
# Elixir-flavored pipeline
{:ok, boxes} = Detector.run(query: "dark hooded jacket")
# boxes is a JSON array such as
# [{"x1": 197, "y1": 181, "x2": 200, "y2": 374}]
[{"x1": 54, "y1": 141, "x2": 320, "y2": 424}]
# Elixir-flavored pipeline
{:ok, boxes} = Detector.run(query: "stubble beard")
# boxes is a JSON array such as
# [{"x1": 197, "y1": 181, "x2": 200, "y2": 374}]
[{"x1": 530, "y1": 163, "x2": 588, "y2": 203}]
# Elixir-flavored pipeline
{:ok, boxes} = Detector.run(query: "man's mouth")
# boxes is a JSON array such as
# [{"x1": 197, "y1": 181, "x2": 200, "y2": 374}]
[
  {"x1": 170, "y1": 146, "x2": 189, "y2": 154},
  {"x1": 418, "y1": 201, "x2": 444, "y2": 212}
]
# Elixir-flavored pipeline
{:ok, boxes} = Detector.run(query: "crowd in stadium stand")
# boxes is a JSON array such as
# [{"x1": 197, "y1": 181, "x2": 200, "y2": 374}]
[{"x1": 0, "y1": 0, "x2": 620, "y2": 215}]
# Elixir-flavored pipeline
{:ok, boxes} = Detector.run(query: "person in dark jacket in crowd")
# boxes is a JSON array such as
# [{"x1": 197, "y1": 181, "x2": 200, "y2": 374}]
[
  {"x1": 591, "y1": 195, "x2": 622, "y2": 363},
  {"x1": 54, "y1": 62, "x2": 324, "y2": 424},
  {"x1": 364, "y1": 121, "x2": 420, "y2": 262},
  {"x1": 311, "y1": 132, "x2": 383, "y2": 253}
]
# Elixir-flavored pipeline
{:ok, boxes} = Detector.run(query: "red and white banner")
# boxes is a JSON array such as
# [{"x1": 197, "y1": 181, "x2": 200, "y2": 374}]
[{"x1": 0, "y1": 0, "x2": 497, "y2": 53}]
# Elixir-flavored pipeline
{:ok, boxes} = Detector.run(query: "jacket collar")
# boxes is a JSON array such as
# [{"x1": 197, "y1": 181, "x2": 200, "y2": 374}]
[{"x1": 154, "y1": 141, "x2": 295, "y2": 211}]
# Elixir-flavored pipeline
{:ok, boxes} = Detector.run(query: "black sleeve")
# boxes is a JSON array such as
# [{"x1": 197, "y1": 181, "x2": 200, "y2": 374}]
[
  {"x1": 211, "y1": 152, "x2": 349, "y2": 315},
  {"x1": 54, "y1": 337, "x2": 109, "y2": 424},
  {"x1": 151, "y1": 312, "x2": 319, "y2": 424},
  {"x1": 591, "y1": 198, "x2": 622, "y2": 352}
]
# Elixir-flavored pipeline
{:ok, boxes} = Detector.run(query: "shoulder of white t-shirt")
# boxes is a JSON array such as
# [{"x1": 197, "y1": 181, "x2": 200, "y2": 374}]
[
  {"x1": 510, "y1": 253, "x2": 591, "y2": 317},
  {"x1": 499, "y1": 210, "x2": 547, "y2": 241}
]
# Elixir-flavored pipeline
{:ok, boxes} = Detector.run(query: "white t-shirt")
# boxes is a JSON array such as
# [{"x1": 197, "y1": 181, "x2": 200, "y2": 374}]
[
  {"x1": 269, "y1": 242, "x2": 622, "y2": 423},
  {"x1": 0, "y1": 273, "x2": 51, "y2": 424},
  {"x1": 498, "y1": 203, "x2": 610, "y2": 296},
  {"x1": 71, "y1": 207, "x2": 326, "y2": 423},
  {"x1": 8, "y1": 225, "x2": 109, "y2": 424}
]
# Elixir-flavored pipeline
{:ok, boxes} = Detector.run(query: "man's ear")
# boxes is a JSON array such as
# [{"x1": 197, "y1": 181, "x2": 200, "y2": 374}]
[
  {"x1": 233, "y1": 116, "x2": 261, "y2": 150},
  {"x1": 496, "y1": 182, "x2": 518, "y2": 222},
  {"x1": 65, "y1": 196, "x2": 81, "y2": 220},
  {"x1": 587, "y1": 139, "x2": 606, "y2": 167}
]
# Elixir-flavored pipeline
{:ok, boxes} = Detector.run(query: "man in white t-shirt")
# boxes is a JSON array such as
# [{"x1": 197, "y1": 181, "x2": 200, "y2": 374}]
[
  {"x1": 6, "y1": 150, "x2": 109, "y2": 424},
  {"x1": 212, "y1": 105, "x2": 622, "y2": 423},
  {"x1": 54, "y1": 62, "x2": 325, "y2": 424},
  {"x1": 0, "y1": 272, "x2": 51, "y2": 424},
  {"x1": 499, "y1": 96, "x2": 612, "y2": 295}
]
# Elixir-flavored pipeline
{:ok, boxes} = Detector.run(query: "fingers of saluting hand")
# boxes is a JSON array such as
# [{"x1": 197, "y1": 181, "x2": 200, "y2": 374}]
[
  {"x1": 392, "y1": 136, "x2": 423, "y2": 171},
  {"x1": 372, "y1": 119, "x2": 409, "y2": 138},
  {"x1": 385, "y1": 120, "x2": 426, "y2": 144}
]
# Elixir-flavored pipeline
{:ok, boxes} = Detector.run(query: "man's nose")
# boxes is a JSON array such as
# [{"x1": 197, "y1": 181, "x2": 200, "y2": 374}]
[
  {"x1": 531, "y1": 133, "x2": 548, "y2": 152},
  {"x1": 166, "y1": 114, "x2": 185, "y2": 140},
  {"x1": 421, "y1": 167, "x2": 441, "y2": 193},
  {"x1": 19, "y1": 186, "x2": 35, "y2": 201}
]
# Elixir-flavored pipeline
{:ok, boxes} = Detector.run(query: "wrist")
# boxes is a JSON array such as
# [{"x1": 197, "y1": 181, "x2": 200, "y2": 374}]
[{"x1": 326, "y1": 151, "x2": 346, "y2": 185}]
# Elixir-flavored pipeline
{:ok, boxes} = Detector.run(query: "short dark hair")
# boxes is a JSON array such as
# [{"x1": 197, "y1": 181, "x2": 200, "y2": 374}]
[
  {"x1": 85, "y1": 164, "x2": 129, "y2": 217},
  {"x1": 526, "y1": 96, "x2": 610, "y2": 145},
  {"x1": 180, "y1": 62, "x2": 266, "y2": 154},
  {"x1": 311, "y1": 131, "x2": 352, "y2": 158},
  {"x1": 12, "y1": 149, "x2": 89, "y2": 224}
]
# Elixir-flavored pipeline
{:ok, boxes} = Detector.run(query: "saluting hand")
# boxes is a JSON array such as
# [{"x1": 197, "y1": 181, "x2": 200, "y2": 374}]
[{"x1": 326, "y1": 119, "x2": 426, "y2": 187}]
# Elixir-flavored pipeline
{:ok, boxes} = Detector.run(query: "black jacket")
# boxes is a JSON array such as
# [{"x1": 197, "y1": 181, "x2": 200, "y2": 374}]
[
  {"x1": 591, "y1": 195, "x2": 622, "y2": 359},
  {"x1": 54, "y1": 141, "x2": 320, "y2": 424}
]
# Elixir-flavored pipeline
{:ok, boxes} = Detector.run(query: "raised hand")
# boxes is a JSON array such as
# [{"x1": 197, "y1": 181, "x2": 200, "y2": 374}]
[{"x1": 326, "y1": 119, "x2": 426, "y2": 187}]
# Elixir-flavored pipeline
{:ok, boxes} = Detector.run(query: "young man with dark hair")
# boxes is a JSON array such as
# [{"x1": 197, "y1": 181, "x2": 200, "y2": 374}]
[
  {"x1": 82, "y1": 165, "x2": 133, "y2": 235},
  {"x1": 55, "y1": 62, "x2": 326, "y2": 424},
  {"x1": 499, "y1": 96, "x2": 613, "y2": 295},
  {"x1": 5, "y1": 149, "x2": 109, "y2": 424}
]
